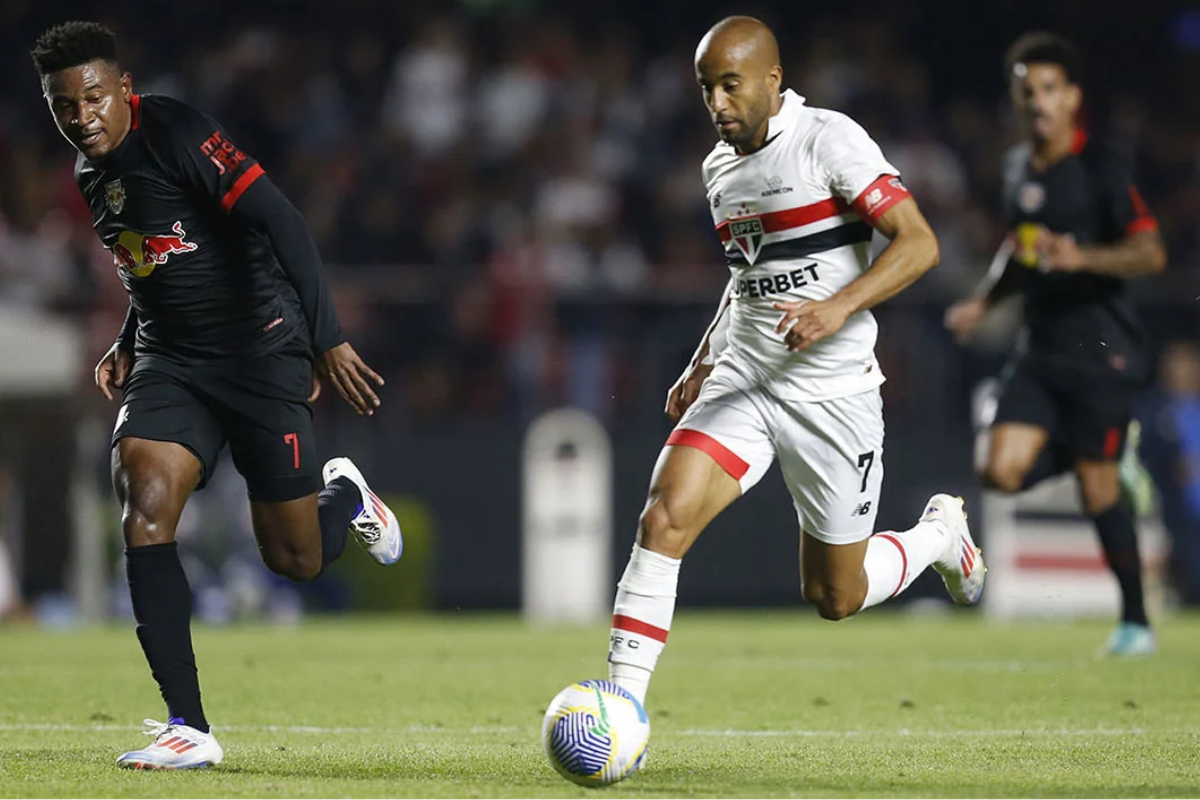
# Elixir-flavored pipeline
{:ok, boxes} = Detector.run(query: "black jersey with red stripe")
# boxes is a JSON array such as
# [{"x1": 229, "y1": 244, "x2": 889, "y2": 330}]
[
  {"x1": 1002, "y1": 130, "x2": 1158, "y2": 377},
  {"x1": 76, "y1": 94, "x2": 307, "y2": 360}
]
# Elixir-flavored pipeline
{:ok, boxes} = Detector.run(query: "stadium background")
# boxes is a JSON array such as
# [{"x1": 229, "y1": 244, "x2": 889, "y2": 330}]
[{"x1": 1, "y1": 0, "x2": 1198, "y2": 619}]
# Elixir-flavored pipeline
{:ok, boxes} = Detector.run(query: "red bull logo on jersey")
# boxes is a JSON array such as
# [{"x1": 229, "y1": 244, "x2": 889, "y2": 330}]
[{"x1": 113, "y1": 221, "x2": 198, "y2": 278}]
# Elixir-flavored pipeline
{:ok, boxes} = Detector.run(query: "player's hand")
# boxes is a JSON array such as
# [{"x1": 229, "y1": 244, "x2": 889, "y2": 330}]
[
  {"x1": 95, "y1": 343, "x2": 134, "y2": 401},
  {"x1": 772, "y1": 298, "x2": 850, "y2": 352},
  {"x1": 944, "y1": 297, "x2": 988, "y2": 343},
  {"x1": 307, "y1": 372, "x2": 322, "y2": 404},
  {"x1": 318, "y1": 342, "x2": 385, "y2": 416},
  {"x1": 665, "y1": 361, "x2": 713, "y2": 422},
  {"x1": 1037, "y1": 231, "x2": 1085, "y2": 272}
]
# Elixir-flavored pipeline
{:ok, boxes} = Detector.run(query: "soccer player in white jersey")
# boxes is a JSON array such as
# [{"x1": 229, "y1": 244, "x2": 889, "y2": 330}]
[{"x1": 605, "y1": 16, "x2": 987, "y2": 706}]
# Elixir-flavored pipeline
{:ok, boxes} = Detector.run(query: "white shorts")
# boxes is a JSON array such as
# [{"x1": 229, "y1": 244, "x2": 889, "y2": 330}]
[{"x1": 669, "y1": 363, "x2": 884, "y2": 545}]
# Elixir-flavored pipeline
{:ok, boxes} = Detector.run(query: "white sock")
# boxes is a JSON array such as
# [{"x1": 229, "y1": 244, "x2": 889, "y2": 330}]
[
  {"x1": 861, "y1": 521, "x2": 948, "y2": 610},
  {"x1": 608, "y1": 545, "x2": 681, "y2": 705}
]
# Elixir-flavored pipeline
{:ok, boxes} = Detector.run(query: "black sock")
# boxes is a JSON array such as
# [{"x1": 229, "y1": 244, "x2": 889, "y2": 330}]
[
  {"x1": 1089, "y1": 502, "x2": 1150, "y2": 627},
  {"x1": 125, "y1": 543, "x2": 209, "y2": 733},
  {"x1": 318, "y1": 476, "x2": 358, "y2": 573},
  {"x1": 1021, "y1": 442, "x2": 1073, "y2": 490}
]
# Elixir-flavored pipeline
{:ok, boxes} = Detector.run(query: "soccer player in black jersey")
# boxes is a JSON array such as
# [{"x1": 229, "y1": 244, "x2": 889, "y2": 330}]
[
  {"x1": 946, "y1": 33, "x2": 1166, "y2": 656},
  {"x1": 32, "y1": 21, "x2": 404, "y2": 768}
]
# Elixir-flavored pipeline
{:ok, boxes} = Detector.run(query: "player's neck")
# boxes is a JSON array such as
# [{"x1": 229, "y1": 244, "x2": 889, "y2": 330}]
[{"x1": 1029, "y1": 126, "x2": 1080, "y2": 171}]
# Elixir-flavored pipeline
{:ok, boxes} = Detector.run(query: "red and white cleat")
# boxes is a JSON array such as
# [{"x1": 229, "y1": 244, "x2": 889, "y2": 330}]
[
  {"x1": 925, "y1": 494, "x2": 986, "y2": 605},
  {"x1": 323, "y1": 457, "x2": 403, "y2": 565},
  {"x1": 116, "y1": 719, "x2": 223, "y2": 770}
]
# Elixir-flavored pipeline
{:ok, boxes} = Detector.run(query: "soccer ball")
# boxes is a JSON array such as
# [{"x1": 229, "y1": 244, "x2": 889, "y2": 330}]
[{"x1": 541, "y1": 679, "x2": 650, "y2": 786}]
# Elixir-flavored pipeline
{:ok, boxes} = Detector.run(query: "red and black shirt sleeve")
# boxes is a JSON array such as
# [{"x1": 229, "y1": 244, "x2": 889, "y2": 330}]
[
  {"x1": 167, "y1": 103, "x2": 344, "y2": 354},
  {"x1": 1094, "y1": 147, "x2": 1159, "y2": 240}
]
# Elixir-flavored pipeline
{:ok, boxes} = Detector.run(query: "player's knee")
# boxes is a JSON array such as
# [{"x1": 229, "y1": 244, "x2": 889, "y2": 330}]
[
  {"x1": 980, "y1": 462, "x2": 1024, "y2": 494},
  {"x1": 1080, "y1": 485, "x2": 1121, "y2": 517},
  {"x1": 636, "y1": 497, "x2": 692, "y2": 559},
  {"x1": 262, "y1": 545, "x2": 322, "y2": 583},
  {"x1": 802, "y1": 581, "x2": 860, "y2": 621},
  {"x1": 120, "y1": 476, "x2": 178, "y2": 547}
]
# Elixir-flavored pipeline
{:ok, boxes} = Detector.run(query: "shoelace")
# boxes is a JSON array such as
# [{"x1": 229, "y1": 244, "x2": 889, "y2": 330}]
[
  {"x1": 353, "y1": 517, "x2": 383, "y2": 544},
  {"x1": 141, "y1": 718, "x2": 178, "y2": 744}
]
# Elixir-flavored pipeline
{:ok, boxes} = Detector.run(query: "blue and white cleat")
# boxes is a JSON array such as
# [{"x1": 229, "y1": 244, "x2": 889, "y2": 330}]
[
  {"x1": 116, "y1": 719, "x2": 223, "y2": 770},
  {"x1": 322, "y1": 457, "x2": 403, "y2": 565},
  {"x1": 925, "y1": 494, "x2": 987, "y2": 605},
  {"x1": 1102, "y1": 622, "x2": 1156, "y2": 657}
]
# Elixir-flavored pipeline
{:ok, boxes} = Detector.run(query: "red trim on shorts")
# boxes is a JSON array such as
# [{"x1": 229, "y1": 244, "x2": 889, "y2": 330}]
[
  {"x1": 612, "y1": 614, "x2": 669, "y2": 643},
  {"x1": 851, "y1": 174, "x2": 910, "y2": 226},
  {"x1": 1103, "y1": 426, "x2": 1122, "y2": 460},
  {"x1": 875, "y1": 533, "x2": 908, "y2": 598},
  {"x1": 666, "y1": 429, "x2": 750, "y2": 480},
  {"x1": 220, "y1": 163, "x2": 265, "y2": 212}
]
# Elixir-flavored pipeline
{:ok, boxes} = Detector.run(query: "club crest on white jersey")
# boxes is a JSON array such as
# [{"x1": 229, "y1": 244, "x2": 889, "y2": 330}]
[{"x1": 701, "y1": 89, "x2": 912, "y2": 402}]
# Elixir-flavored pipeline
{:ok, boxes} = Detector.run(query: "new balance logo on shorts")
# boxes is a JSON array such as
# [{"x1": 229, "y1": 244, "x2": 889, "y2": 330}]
[{"x1": 852, "y1": 501, "x2": 872, "y2": 517}]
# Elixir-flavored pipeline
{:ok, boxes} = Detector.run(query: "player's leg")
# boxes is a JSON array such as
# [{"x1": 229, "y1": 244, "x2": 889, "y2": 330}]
[
  {"x1": 221, "y1": 349, "x2": 402, "y2": 580},
  {"x1": 1066, "y1": 383, "x2": 1153, "y2": 655},
  {"x1": 110, "y1": 367, "x2": 226, "y2": 768},
  {"x1": 609, "y1": 369, "x2": 775, "y2": 704},
  {"x1": 981, "y1": 361, "x2": 1058, "y2": 492},
  {"x1": 783, "y1": 389, "x2": 984, "y2": 618}
]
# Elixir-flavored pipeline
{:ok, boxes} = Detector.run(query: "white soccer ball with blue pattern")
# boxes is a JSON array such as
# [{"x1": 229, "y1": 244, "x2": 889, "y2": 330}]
[{"x1": 541, "y1": 679, "x2": 650, "y2": 786}]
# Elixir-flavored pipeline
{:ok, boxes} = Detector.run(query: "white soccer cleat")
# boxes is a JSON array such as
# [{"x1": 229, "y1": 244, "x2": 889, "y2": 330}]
[
  {"x1": 323, "y1": 457, "x2": 403, "y2": 565},
  {"x1": 924, "y1": 494, "x2": 986, "y2": 605},
  {"x1": 115, "y1": 719, "x2": 223, "y2": 770}
]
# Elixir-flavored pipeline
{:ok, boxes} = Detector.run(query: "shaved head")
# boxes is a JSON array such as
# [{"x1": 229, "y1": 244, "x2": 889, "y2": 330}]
[
  {"x1": 695, "y1": 16, "x2": 780, "y2": 74},
  {"x1": 694, "y1": 16, "x2": 783, "y2": 153}
]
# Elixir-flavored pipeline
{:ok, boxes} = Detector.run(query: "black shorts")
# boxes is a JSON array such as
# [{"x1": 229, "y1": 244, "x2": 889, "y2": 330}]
[
  {"x1": 992, "y1": 357, "x2": 1133, "y2": 461},
  {"x1": 113, "y1": 345, "x2": 321, "y2": 501}
]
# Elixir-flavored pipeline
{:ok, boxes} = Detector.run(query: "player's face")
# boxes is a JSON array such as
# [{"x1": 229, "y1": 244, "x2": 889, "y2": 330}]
[
  {"x1": 696, "y1": 56, "x2": 780, "y2": 152},
  {"x1": 42, "y1": 60, "x2": 133, "y2": 160},
  {"x1": 1010, "y1": 62, "x2": 1080, "y2": 144}
]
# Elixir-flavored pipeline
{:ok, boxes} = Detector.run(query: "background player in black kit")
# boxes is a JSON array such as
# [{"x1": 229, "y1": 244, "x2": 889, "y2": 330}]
[
  {"x1": 32, "y1": 21, "x2": 404, "y2": 768},
  {"x1": 946, "y1": 32, "x2": 1166, "y2": 656}
]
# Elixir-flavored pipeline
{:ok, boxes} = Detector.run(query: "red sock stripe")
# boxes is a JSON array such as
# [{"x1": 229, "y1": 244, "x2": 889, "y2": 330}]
[
  {"x1": 666, "y1": 429, "x2": 750, "y2": 480},
  {"x1": 612, "y1": 614, "x2": 669, "y2": 643},
  {"x1": 876, "y1": 533, "x2": 908, "y2": 598}
]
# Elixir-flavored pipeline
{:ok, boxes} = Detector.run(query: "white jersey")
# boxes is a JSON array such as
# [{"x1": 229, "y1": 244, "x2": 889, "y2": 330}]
[{"x1": 703, "y1": 89, "x2": 909, "y2": 402}]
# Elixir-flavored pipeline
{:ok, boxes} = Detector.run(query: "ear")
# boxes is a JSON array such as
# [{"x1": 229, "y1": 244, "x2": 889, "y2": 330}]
[
  {"x1": 766, "y1": 64, "x2": 783, "y2": 91},
  {"x1": 1066, "y1": 83, "x2": 1082, "y2": 114},
  {"x1": 120, "y1": 71, "x2": 133, "y2": 101}
]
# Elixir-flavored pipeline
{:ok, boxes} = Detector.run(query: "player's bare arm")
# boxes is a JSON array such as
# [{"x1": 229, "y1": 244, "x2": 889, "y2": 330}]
[
  {"x1": 774, "y1": 197, "x2": 939, "y2": 352},
  {"x1": 95, "y1": 303, "x2": 137, "y2": 400},
  {"x1": 666, "y1": 278, "x2": 733, "y2": 420},
  {"x1": 944, "y1": 238, "x2": 1019, "y2": 342},
  {"x1": 1039, "y1": 228, "x2": 1167, "y2": 276}
]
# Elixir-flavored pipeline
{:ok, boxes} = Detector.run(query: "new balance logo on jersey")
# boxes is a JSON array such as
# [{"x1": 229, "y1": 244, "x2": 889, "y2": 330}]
[{"x1": 852, "y1": 501, "x2": 872, "y2": 516}]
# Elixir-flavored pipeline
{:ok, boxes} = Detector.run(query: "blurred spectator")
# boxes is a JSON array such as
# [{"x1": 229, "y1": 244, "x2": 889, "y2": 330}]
[{"x1": 1138, "y1": 341, "x2": 1200, "y2": 606}]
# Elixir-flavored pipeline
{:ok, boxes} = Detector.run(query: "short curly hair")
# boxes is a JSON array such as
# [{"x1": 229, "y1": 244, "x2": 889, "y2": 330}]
[
  {"x1": 1004, "y1": 31, "x2": 1081, "y2": 85},
  {"x1": 31, "y1": 21, "x2": 119, "y2": 76}
]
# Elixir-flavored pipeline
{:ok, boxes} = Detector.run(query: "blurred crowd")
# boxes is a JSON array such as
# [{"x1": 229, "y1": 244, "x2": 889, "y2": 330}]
[
  {"x1": 2, "y1": 0, "x2": 1200, "y2": 612},
  {"x1": 3, "y1": 0, "x2": 1199, "y2": 424}
]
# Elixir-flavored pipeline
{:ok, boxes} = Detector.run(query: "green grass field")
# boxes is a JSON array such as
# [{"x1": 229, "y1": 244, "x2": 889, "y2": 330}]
[{"x1": 2, "y1": 611, "x2": 1199, "y2": 798}]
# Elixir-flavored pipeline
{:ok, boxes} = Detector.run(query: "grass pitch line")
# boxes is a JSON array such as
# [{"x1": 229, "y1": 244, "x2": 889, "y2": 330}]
[{"x1": 0, "y1": 723, "x2": 1159, "y2": 738}]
